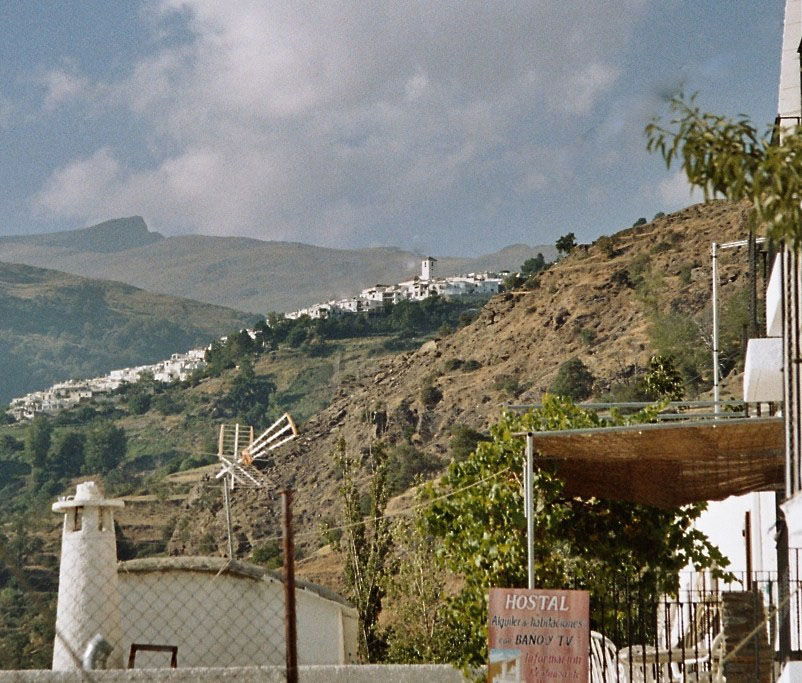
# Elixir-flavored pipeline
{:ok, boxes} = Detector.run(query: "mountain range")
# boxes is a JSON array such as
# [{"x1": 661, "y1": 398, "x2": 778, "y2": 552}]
[
  {"x1": 0, "y1": 218, "x2": 557, "y2": 314},
  {"x1": 0, "y1": 261, "x2": 256, "y2": 405}
]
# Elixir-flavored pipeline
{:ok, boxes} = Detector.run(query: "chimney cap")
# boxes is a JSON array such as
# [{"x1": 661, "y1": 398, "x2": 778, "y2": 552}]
[{"x1": 52, "y1": 481, "x2": 124, "y2": 512}]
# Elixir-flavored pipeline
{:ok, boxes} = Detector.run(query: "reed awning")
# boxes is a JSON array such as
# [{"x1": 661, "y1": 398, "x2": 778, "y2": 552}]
[{"x1": 531, "y1": 417, "x2": 784, "y2": 507}]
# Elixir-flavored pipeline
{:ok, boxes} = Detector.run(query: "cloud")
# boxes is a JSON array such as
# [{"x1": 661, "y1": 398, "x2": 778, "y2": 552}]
[
  {"x1": 657, "y1": 169, "x2": 705, "y2": 207},
  {"x1": 34, "y1": 0, "x2": 648, "y2": 247},
  {"x1": 41, "y1": 65, "x2": 89, "y2": 111}
]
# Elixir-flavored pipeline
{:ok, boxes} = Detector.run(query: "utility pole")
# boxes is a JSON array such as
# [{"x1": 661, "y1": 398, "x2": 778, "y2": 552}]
[
  {"x1": 515, "y1": 432, "x2": 535, "y2": 589},
  {"x1": 282, "y1": 490, "x2": 298, "y2": 683}
]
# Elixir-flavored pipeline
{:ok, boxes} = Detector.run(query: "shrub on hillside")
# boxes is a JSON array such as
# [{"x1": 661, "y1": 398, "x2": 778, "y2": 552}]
[
  {"x1": 550, "y1": 358, "x2": 595, "y2": 401},
  {"x1": 420, "y1": 382, "x2": 442, "y2": 409},
  {"x1": 443, "y1": 358, "x2": 464, "y2": 372},
  {"x1": 387, "y1": 443, "x2": 440, "y2": 495},
  {"x1": 595, "y1": 235, "x2": 617, "y2": 258},
  {"x1": 449, "y1": 425, "x2": 490, "y2": 462}
]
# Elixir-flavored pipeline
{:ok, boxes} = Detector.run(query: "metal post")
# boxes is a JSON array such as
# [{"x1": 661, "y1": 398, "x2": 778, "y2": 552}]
[
  {"x1": 711, "y1": 241, "x2": 720, "y2": 416},
  {"x1": 223, "y1": 477, "x2": 234, "y2": 560},
  {"x1": 775, "y1": 492, "x2": 792, "y2": 664},
  {"x1": 743, "y1": 510, "x2": 753, "y2": 591},
  {"x1": 282, "y1": 489, "x2": 298, "y2": 683},
  {"x1": 525, "y1": 433, "x2": 534, "y2": 590}
]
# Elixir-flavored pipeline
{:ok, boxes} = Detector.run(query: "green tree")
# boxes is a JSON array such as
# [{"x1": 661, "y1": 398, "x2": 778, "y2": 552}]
[
  {"x1": 24, "y1": 417, "x2": 51, "y2": 470},
  {"x1": 521, "y1": 253, "x2": 546, "y2": 276},
  {"x1": 335, "y1": 439, "x2": 392, "y2": 662},
  {"x1": 416, "y1": 396, "x2": 728, "y2": 667},
  {"x1": 448, "y1": 425, "x2": 490, "y2": 462},
  {"x1": 216, "y1": 363, "x2": 276, "y2": 428},
  {"x1": 639, "y1": 354, "x2": 684, "y2": 401},
  {"x1": 84, "y1": 423, "x2": 126, "y2": 473},
  {"x1": 382, "y1": 518, "x2": 448, "y2": 663},
  {"x1": 646, "y1": 94, "x2": 802, "y2": 245},
  {"x1": 550, "y1": 357, "x2": 595, "y2": 400},
  {"x1": 47, "y1": 429, "x2": 86, "y2": 478},
  {"x1": 126, "y1": 391, "x2": 151, "y2": 415},
  {"x1": 555, "y1": 232, "x2": 577, "y2": 255}
]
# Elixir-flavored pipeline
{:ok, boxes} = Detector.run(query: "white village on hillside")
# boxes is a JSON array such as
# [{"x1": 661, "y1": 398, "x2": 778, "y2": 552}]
[{"x1": 6, "y1": 257, "x2": 506, "y2": 421}]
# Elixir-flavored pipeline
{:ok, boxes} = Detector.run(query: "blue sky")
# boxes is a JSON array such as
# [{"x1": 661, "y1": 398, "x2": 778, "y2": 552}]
[{"x1": 0, "y1": 1, "x2": 785, "y2": 256}]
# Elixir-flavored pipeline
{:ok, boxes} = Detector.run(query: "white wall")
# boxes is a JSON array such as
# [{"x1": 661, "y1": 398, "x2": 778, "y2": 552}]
[{"x1": 118, "y1": 569, "x2": 357, "y2": 669}]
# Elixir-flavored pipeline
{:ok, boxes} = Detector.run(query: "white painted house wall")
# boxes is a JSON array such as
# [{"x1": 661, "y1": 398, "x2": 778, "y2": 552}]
[{"x1": 117, "y1": 563, "x2": 358, "y2": 669}]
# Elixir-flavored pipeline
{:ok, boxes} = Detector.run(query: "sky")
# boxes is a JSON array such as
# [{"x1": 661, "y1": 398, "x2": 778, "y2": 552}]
[{"x1": 0, "y1": 1, "x2": 786, "y2": 256}]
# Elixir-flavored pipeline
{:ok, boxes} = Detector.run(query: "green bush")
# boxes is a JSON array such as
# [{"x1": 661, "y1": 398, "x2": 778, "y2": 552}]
[
  {"x1": 152, "y1": 393, "x2": 182, "y2": 415},
  {"x1": 252, "y1": 541, "x2": 282, "y2": 569},
  {"x1": 595, "y1": 235, "x2": 617, "y2": 258},
  {"x1": 126, "y1": 392, "x2": 151, "y2": 415},
  {"x1": 443, "y1": 358, "x2": 463, "y2": 372},
  {"x1": 462, "y1": 359, "x2": 482, "y2": 372},
  {"x1": 578, "y1": 328, "x2": 597, "y2": 346},
  {"x1": 550, "y1": 358, "x2": 595, "y2": 400},
  {"x1": 387, "y1": 444, "x2": 441, "y2": 495},
  {"x1": 420, "y1": 383, "x2": 442, "y2": 409},
  {"x1": 493, "y1": 374, "x2": 524, "y2": 397},
  {"x1": 449, "y1": 425, "x2": 490, "y2": 462}
]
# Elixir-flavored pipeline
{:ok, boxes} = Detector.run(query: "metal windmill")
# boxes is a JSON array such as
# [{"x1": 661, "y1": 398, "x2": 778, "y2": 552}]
[{"x1": 214, "y1": 413, "x2": 299, "y2": 557}]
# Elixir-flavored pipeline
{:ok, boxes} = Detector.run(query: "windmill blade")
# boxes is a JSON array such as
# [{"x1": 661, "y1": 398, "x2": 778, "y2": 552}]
[
  {"x1": 215, "y1": 455, "x2": 269, "y2": 489},
  {"x1": 241, "y1": 413, "x2": 299, "y2": 463},
  {"x1": 215, "y1": 415, "x2": 299, "y2": 487}
]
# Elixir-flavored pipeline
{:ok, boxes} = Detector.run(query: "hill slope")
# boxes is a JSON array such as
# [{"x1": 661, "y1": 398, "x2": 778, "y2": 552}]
[
  {"x1": 0, "y1": 261, "x2": 256, "y2": 404},
  {"x1": 166, "y1": 200, "x2": 756, "y2": 560},
  {"x1": 0, "y1": 219, "x2": 556, "y2": 313}
]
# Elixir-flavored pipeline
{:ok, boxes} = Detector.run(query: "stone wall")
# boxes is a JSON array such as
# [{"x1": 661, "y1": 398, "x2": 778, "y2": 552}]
[
  {"x1": 0, "y1": 664, "x2": 465, "y2": 682},
  {"x1": 721, "y1": 590, "x2": 774, "y2": 683}
]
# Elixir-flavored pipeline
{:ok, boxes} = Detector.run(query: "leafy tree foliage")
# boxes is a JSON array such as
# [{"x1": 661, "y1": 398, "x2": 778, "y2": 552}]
[
  {"x1": 646, "y1": 94, "x2": 802, "y2": 245},
  {"x1": 448, "y1": 425, "x2": 490, "y2": 462},
  {"x1": 335, "y1": 439, "x2": 392, "y2": 662},
  {"x1": 555, "y1": 232, "x2": 577, "y2": 255},
  {"x1": 213, "y1": 360, "x2": 276, "y2": 428},
  {"x1": 413, "y1": 396, "x2": 728, "y2": 667},
  {"x1": 550, "y1": 357, "x2": 595, "y2": 400},
  {"x1": 126, "y1": 391, "x2": 151, "y2": 415},
  {"x1": 382, "y1": 518, "x2": 449, "y2": 663},
  {"x1": 24, "y1": 417, "x2": 51, "y2": 471},
  {"x1": 640, "y1": 354, "x2": 684, "y2": 401},
  {"x1": 520, "y1": 253, "x2": 547, "y2": 276},
  {"x1": 47, "y1": 429, "x2": 85, "y2": 479},
  {"x1": 84, "y1": 423, "x2": 126, "y2": 474},
  {"x1": 204, "y1": 296, "x2": 488, "y2": 378}
]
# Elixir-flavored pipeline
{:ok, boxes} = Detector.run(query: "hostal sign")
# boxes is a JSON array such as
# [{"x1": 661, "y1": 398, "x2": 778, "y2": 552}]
[{"x1": 487, "y1": 588, "x2": 589, "y2": 682}]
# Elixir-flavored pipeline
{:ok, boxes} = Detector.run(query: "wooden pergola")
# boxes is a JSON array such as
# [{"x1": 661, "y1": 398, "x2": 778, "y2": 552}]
[{"x1": 530, "y1": 417, "x2": 784, "y2": 507}]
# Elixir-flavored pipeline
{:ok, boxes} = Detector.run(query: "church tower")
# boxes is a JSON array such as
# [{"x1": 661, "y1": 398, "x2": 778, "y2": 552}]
[
  {"x1": 421, "y1": 256, "x2": 437, "y2": 281},
  {"x1": 52, "y1": 481, "x2": 124, "y2": 669}
]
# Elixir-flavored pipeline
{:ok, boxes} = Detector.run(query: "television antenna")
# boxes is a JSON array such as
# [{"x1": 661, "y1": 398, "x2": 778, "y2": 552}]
[{"x1": 214, "y1": 413, "x2": 299, "y2": 557}]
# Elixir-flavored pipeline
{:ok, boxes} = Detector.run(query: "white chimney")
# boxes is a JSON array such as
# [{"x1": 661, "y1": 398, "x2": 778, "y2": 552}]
[{"x1": 52, "y1": 481, "x2": 125, "y2": 670}]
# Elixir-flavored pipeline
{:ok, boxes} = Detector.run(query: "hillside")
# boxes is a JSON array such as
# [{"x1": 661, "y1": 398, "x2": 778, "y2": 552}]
[
  {"x1": 0, "y1": 261, "x2": 257, "y2": 404},
  {"x1": 0, "y1": 218, "x2": 557, "y2": 313},
  {"x1": 164, "y1": 200, "x2": 756, "y2": 567},
  {"x1": 0, "y1": 200, "x2": 759, "y2": 666}
]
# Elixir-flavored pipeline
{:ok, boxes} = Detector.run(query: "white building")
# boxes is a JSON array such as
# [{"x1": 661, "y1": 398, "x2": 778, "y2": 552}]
[{"x1": 50, "y1": 481, "x2": 358, "y2": 671}]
